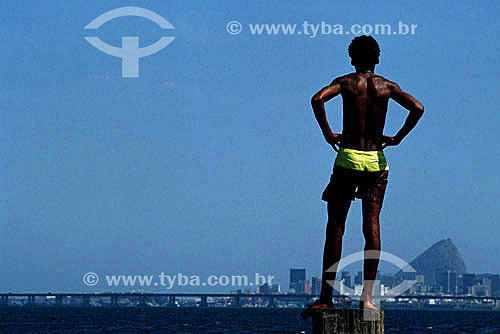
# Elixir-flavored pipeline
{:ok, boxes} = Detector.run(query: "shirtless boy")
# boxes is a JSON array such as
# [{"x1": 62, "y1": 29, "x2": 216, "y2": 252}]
[{"x1": 302, "y1": 35, "x2": 424, "y2": 318}]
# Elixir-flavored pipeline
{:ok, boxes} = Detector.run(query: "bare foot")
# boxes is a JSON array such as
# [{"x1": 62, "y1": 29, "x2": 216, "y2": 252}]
[
  {"x1": 301, "y1": 300, "x2": 334, "y2": 319},
  {"x1": 359, "y1": 299, "x2": 379, "y2": 311}
]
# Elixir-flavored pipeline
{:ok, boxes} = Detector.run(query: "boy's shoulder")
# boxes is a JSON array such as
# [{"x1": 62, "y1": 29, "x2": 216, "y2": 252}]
[
  {"x1": 333, "y1": 73, "x2": 399, "y2": 90},
  {"x1": 333, "y1": 72, "x2": 391, "y2": 81}
]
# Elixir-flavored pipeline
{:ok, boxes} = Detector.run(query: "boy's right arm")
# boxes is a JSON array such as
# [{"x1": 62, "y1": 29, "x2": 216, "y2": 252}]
[
  {"x1": 382, "y1": 82, "x2": 424, "y2": 148},
  {"x1": 311, "y1": 78, "x2": 343, "y2": 151}
]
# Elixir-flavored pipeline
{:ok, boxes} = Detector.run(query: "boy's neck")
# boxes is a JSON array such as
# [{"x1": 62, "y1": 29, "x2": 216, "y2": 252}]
[{"x1": 355, "y1": 66, "x2": 375, "y2": 73}]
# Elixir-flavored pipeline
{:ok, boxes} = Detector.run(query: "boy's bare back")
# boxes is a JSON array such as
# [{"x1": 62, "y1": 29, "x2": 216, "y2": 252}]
[
  {"x1": 312, "y1": 71, "x2": 423, "y2": 152},
  {"x1": 335, "y1": 72, "x2": 392, "y2": 151}
]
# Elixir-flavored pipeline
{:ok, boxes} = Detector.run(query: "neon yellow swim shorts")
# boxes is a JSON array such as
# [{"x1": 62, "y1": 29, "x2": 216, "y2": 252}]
[{"x1": 334, "y1": 147, "x2": 389, "y2": 172}]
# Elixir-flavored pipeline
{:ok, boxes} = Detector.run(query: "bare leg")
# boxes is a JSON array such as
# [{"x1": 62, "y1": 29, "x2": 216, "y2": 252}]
[
  {"x1": 302, "y1": 198, "x2": 351, "y2": 318},
  {"x1": 319, "y1": 199, "x2": 352, "y2": 301},
  {"x1": 359, "y1": 199, "x2": 382, "y2": 310}
]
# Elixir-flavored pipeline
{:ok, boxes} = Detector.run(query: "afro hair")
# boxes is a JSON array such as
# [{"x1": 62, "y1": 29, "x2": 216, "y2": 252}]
[{"x1": 348, "y1": 35, "x2": 380, "y2": 65}]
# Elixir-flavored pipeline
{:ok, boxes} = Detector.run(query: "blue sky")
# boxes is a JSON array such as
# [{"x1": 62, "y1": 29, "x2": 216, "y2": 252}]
[{"x1": 1, "y1": 0, "x2": 500, "y2": 292}]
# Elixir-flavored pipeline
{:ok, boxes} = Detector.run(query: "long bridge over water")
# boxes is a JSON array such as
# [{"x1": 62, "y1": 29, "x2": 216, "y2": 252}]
[{"x1": 1, "y1": 293, "x2": 499, "y2": 308}]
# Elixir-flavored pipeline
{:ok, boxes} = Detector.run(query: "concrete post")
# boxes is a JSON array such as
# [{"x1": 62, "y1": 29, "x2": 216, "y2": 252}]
[{"x1": 312, "y1": 308, "x2": 384, "y2": 334}]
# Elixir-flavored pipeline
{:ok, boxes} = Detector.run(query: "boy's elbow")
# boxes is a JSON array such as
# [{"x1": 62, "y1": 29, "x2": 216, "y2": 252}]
[
  {"x1": 311, "y1": 94, "x2": 322, "y2": 106},
  {"x1": 414, "y1": 103, "x2": 424, "y2": 117},
  {"x1": 418, "y1": 104, "x2": 424, "y2": 116}
]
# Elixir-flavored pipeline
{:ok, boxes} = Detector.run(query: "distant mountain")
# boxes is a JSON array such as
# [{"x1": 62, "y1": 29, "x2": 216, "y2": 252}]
[{"x1": 394, "y1": 238, "x2": 468, "y2": 285}]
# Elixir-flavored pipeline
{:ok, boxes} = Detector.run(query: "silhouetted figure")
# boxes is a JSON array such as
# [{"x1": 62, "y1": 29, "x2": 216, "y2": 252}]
[{"x1": 301, "y1": 36, "x2": 424, "y2": 318}]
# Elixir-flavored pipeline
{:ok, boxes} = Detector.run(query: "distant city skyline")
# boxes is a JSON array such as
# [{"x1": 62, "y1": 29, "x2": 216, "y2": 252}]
[
  {"x1": 253, "y1": 266, "x2": 500, "y2": 299},
  {"x1": 275, "y1": 239, "x2": 498, "y2": 298}
]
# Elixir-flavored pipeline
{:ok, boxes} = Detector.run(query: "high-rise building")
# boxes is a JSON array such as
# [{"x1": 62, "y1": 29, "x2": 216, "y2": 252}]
[
  {"x1": 476, "y1": 274, "x2": 500, "y2": 296},
  {"x1": 311, "y1": 276, "x2": 322, "y2": 296},
  {"x1": 289, "y1": 268, "x2": 306, "y2": 294},
  {"x1": 461, "y1": 273, "x2": 476, "y2": 294},
  {"x1": 354, "y1": 271, "x2": 363, "y2": 286},
  {"x1": 449, "y1": 271, "x2": 458, "y2": 294},
  {"x1": 341, "y1": 271, "x2": 352, "y2": 289},
  {"x1": 257, "y1": 283, "x2": 270, "y2": 294},
  {"x1": 482, "y1": 278, "x2": 492, "y2": 297},
  {"x1": 290, "y1": 268, "x2": 306, "y2": 284},
  {"x1": 436, "y1": 269, "x2": 447, "y2": 291},
  {"x1": 472, "y1": 283, "x2": 488, "y2": 297},
  {"x1": 436, "y1": 269, "x2": 458, "y2": 294},
  {"x1": 402, "y1": 271, "x2": 417, "y2": 281},
  {"x1": 382, "y1": 274, "x2": 395, "y2": 288},
  {"x1": 304, "y1": 280, "x2": 311, "y2": 295},
  {"x1": 490, "y1": 275, "x2": 500, "y2": 296}
]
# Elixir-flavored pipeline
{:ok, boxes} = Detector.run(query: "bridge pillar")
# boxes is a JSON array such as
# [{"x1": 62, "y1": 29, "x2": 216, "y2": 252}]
[
  {"x1": 55, "y1": 295, "x2": 63, "y2": 306},
  {"x1": 138, "y1": 295, "x2": 146, "y2": 306},
  {"x1": 200, "y1": 295, "x2": 208, "y2": 307},
  {"x1": 269, "y1": 296, "x2": 275, "y2": 308},
  {"x1": 27, "y1": 296, "x2": 35, "y2": 305},
  {"x1": 168, "y1": 295, "x2": 176, "y2": 306},
  {"x1": 82, "y1": 295, "x2": 90, "y2": 306},
  {"x1": 111, "y1": 295, "x2": 118, "y2": 306}
]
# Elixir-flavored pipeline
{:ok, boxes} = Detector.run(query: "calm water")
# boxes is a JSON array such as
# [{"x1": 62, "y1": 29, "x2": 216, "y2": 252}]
[{"x1": 0, "y1": 307, "x2": 499, "y2": 333}]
